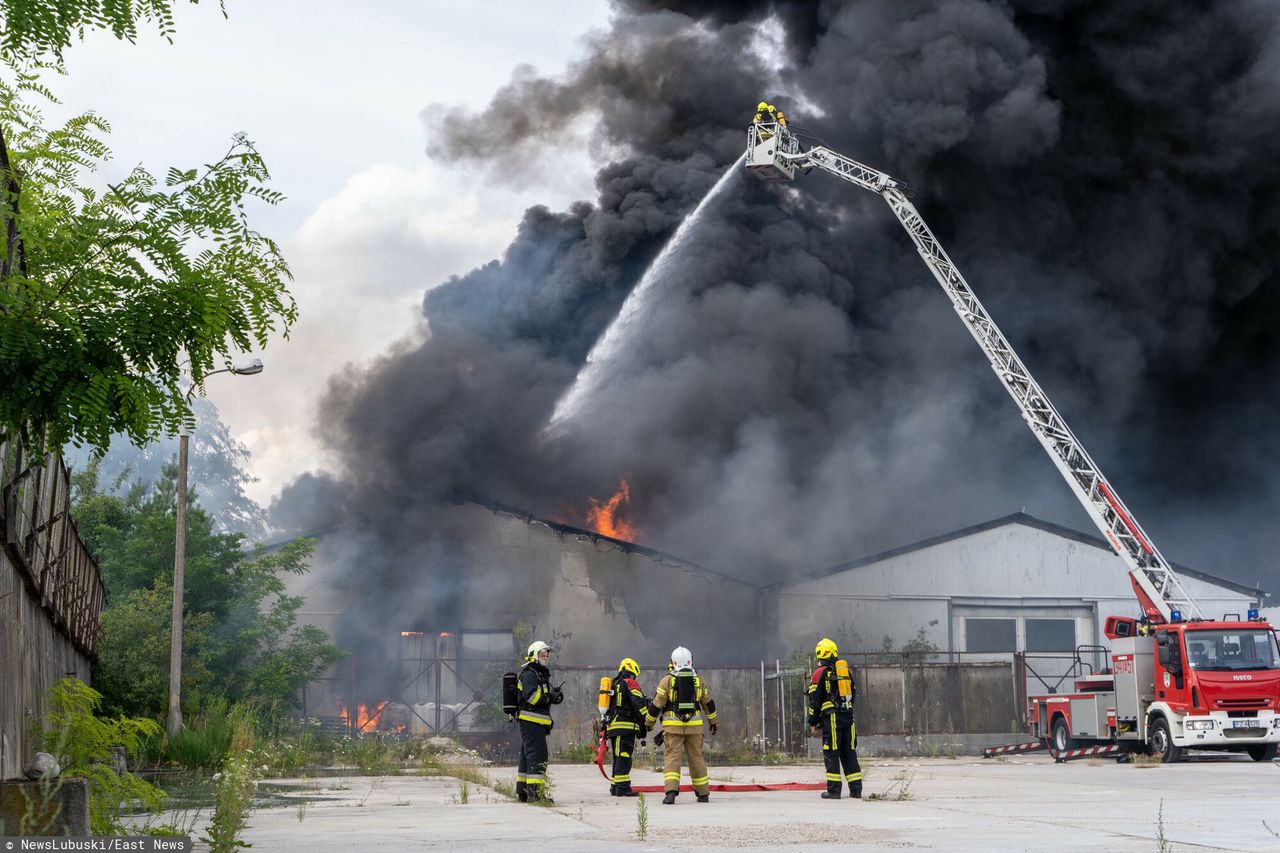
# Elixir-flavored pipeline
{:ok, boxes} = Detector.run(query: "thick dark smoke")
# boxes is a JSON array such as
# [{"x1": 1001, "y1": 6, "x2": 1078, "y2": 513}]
[{"x1": 275, "y1": 0, "x2": 1280, "y2": 654}]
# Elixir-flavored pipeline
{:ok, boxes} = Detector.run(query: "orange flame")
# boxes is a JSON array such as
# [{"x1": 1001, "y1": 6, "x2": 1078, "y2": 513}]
[
  {"x1": 586, "y1": 479, "x2": 637, "y2": 541},
  {"x1": 339, "y1": 703, "x2": 375, "y2": 731}
]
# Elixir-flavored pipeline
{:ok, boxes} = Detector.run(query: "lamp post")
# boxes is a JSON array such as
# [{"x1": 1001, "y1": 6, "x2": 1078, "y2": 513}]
[{"x1": 167, "y1": 358, "x2": 263, "y2": 739}]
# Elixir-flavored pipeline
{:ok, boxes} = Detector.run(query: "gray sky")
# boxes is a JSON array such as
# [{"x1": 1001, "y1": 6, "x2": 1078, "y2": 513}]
[{"x1": 51, "y1": 0, "x2": 611, "y2": 505}]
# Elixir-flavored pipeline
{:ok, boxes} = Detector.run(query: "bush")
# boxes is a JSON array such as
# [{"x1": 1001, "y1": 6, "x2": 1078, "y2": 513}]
[{"x1": 37, "y1": 677, "x2": 167, "y2": 835}]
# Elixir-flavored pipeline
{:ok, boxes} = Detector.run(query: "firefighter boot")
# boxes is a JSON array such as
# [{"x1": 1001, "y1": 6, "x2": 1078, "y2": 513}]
[
  {"x1": 696, "y1": 794, "x2": 709, "y2": 803},
  {"x1": 821, "y1": 791, "x2": 841, "y2": 800},
  {"x1": 849, "y1": 784, "x2": 862, "y2": 799},
  {"x1": 662, "y1": 791, "x2": 677, "y2": 805}
]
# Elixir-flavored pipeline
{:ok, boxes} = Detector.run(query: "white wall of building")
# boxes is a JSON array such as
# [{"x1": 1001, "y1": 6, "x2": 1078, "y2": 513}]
[{"x1": 772, "y1": 518, "x2": 1261, "y2": 657}]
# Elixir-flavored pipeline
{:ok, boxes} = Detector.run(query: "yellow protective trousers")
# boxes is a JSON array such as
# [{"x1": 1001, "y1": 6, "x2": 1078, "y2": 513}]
[{"x1": 662, "y1": 729, "x2": 709, "y2": 796}]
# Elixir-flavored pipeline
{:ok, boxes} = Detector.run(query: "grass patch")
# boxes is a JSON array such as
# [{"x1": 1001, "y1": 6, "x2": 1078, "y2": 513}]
[{"x1": 165, "y1": 699, "x2": 238, "y2": 770}]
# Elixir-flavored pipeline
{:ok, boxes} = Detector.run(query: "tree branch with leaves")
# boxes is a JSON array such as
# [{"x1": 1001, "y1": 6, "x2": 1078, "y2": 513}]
[{"x1": 0, "y1": 66, "x2": 294, "y2": 452}]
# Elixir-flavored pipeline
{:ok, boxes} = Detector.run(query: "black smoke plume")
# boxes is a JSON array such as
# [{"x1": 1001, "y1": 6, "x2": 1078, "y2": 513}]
[{"x1": 276, "y1": 0, "x2": 1280, "y2": 653}]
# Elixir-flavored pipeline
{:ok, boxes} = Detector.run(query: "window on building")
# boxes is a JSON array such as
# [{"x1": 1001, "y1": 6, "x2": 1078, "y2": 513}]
[
  {"x1": 966, "y1": 618, "x2": 1016, "y2": 652},
  {"x1": 1026, "y1": 618, "x2": 1076, "y2": 652}
]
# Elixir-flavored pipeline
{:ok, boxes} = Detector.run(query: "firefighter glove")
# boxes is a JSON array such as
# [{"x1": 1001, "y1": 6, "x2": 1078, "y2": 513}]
[
  {"x1": 709, "y1": 722, "x2": 718, "y2": 736},
  {"x1": 550, "y1": 685, "x2": 564, "y2": 704},
  {"x1": 654, "y1": 731, "x2": 665, "y2": 746}
]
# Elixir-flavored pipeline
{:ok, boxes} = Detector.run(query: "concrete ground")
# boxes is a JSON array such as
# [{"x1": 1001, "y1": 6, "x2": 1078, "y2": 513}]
[{"x1": 231, "y1": 755, "x2": 1279, "y2": 852}]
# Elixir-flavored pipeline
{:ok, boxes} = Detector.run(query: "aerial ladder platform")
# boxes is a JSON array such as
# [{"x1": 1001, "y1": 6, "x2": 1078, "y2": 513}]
[{"x1": 744, "y1": 112, "x2": 1280, "y2": 763}]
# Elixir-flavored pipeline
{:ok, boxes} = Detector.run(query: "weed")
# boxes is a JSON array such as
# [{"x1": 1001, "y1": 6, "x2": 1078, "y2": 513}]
[
  {"x1": 1155, "y1": 799, "x2": 1170, "y2": 853},
  {"x1": 1132, "y1": 752, "x2": 1163, "y2": 768},
  {"x1": 446, "y1": 764, "x2": 489, "y2": 786},
  {"x1": 340, "y1": 732, "x2": 401, "y2": 775},
  {"x1": 635, "y1": 792, "x2": 649, "y2": 840},
  {"x1": 557, "y1": 741, "x2": 597, "y2": 763},
  {"x1": 358, "y1": 783, "x2": 376, "y2": 807},
  {"x1": 490, "y1": 779, "x2": 518, "y2": 801},
  {"x1": 296, "y1": 775, "x2": 310, "y2": 823},
  {"x1": 919, "y1": 738, "x2": 940, "y2": 758},
  {"x1": 868, "y1": 769, "x2": 913, "y2": 801},
  {"x1": 459, "y1": 781, "x2": 470, "y2": 804},
  {"x1": 201, "y1": 710, "x2": 261, "y2": 853}
]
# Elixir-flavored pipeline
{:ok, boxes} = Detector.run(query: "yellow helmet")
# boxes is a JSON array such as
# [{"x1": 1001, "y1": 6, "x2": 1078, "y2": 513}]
[
  {"x1": 757, "y1": 100, "x2": 769, "y2": 111},
  {"x1": 815, "y1": 638, "x2": 839, "y2": 660},
  {"x1": 619, "y1": 657, "x2": 640, "y2": 678}
]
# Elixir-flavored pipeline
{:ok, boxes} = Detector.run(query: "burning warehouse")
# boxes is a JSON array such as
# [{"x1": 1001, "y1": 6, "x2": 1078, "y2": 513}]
[{"x1": 283, "y1": 498, "x2": 763, "y2": 733}]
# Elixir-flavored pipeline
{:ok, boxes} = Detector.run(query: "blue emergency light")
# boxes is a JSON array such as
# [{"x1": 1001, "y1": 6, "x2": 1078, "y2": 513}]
[
  {"x1": 1247, "y1": 608, "x2": 1259, "y2": 620},
  {"x1": 1169, "y1": 609, "x2": 1183, "y2": 622}
]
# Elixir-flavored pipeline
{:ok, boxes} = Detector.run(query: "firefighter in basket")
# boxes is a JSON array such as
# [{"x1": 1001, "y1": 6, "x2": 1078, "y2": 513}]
[
  {"x1": 753, "y1": 100, "x2": 778, "y2": 139},
  {"x1": 513, "y1": 640, "x2": 562, "y2": 803},
  {"x1": 808, "y1": 637, "x2": 863, "y2": 799},
  {"x1": 598, "y1": 657, "x2": 649, "y2": 797},
  {"x1": 644, "y1": 646, "x2": 718, "y2": 805}
]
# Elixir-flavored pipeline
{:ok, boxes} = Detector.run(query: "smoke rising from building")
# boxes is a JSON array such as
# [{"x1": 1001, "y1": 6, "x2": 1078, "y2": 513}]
[{"x1": 274, "y1": 1, "x2": 1280, "y2": 651}]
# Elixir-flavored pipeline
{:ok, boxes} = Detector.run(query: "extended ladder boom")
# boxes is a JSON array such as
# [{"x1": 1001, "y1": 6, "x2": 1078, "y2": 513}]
[{"x1": 745, "y1": 122, "x2": 1201, "y2": 623}]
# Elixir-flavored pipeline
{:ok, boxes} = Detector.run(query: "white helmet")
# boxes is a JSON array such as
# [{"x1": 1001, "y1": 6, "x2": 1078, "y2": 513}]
[
  {"x1": 527, "y1": 640, "x2": 551, "y2": 662},
  {"x1": 670, "y1": 646, "x2": 693, "y2": 671}
]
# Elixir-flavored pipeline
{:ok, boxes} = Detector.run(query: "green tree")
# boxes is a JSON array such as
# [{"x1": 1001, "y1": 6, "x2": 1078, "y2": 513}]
[
  {"x1": 0, "y1": 68, "x2": 294, "y2": 452},
  {"x1": 0, "y1": 1, "x2": 210, "y2": 62},
  {"x1": 74, "y1": 463, "x2": 342, "y2": 715},
  {"x1": 93, "y1": 582, "x2": 213, "y2": 718}
]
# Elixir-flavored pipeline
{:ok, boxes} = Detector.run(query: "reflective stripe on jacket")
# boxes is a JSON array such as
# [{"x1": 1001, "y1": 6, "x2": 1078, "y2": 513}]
[{"x1": 519, "y1": 662, "x2": 553, "y2": 727}]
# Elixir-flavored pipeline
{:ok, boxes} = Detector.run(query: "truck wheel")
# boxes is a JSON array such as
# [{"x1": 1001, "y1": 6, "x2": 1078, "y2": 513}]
[
  {"x1": 1148, "y1": 717, "x2": 1182, "y2": 764},
  {"x1": 1246, "y1": 743, "x2": 1278, "y2": 762},
  {"x1": 1051, "y1": 717, "x2": 1079, "y2": 753}
]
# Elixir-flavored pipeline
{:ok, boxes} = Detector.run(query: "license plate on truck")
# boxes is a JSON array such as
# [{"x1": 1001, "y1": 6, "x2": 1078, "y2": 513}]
[{"x1": 1230, "y1": 720, "x2": 1260, "y2": 728}]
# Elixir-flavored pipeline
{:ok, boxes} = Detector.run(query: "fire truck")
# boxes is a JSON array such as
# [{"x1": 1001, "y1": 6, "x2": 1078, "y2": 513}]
[{"x1": 744, "y1": 114, "x2": 1280, "y2": 763}]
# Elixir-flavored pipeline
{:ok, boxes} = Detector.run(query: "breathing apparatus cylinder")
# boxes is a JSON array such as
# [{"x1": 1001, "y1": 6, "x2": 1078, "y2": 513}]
[
  {"x1": 598, "y1": 676, "x2": 613, "y2": 715},
  {"x1": 834, "y1": 659, "x2": 853, "y2": 705},
  {"x1": 501, "y1": 671, "x2": 519, "y2": 718}
]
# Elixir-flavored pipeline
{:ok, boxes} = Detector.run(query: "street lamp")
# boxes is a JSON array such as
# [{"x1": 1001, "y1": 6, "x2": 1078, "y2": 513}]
[{"x1": 167, "y1": 357, "x2": 264, "y2": 739}]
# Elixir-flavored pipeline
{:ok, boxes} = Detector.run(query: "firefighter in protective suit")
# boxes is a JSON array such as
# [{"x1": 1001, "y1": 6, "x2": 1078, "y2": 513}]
[
  {"x1": 606, "y1": 657, "x2": 649, "y2": 796},
  {"x1": 516, "y1": 640, "x2": 562, "y2": 803},
  {"x1": 644, "y1": 646, "x2": 717, "y2": 805},
  {"x1": 808, "y1": 637, "x2": 862, "y2": 798}
]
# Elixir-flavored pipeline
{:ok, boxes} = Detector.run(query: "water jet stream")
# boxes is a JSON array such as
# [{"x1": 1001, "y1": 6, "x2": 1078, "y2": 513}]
[{"x1": 546, "y1": 153, "x2": 745, "y2": 432}]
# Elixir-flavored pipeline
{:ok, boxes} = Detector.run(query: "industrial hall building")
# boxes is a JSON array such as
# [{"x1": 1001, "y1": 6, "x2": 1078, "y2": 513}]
[{"x1": 767, "y1": 512, "x2": 1264, "y2": 660}]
